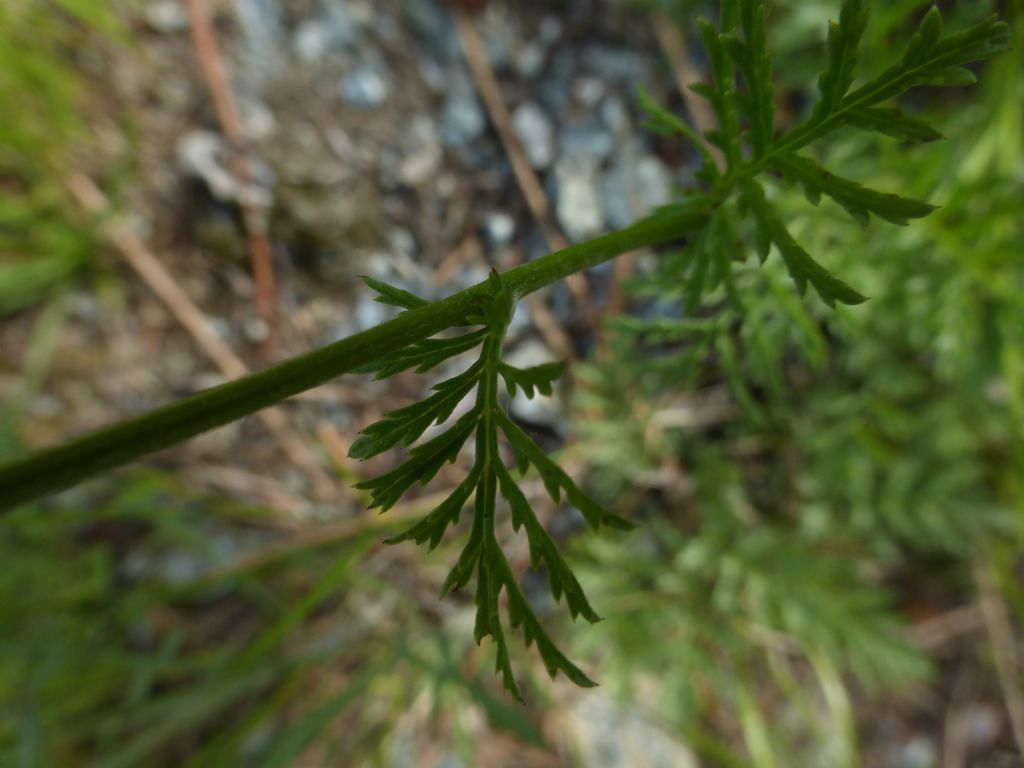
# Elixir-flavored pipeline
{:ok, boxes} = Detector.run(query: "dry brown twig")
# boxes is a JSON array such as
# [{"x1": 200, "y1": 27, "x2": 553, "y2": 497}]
[
  {"x1": 973, "y1": 556, "x2": 1024, "y2": 757},
  {"x1": 67, "y1": 174, "x2": 341, "y2": 508},
  {"x1": 182, "y1": 0, "x2": 278, "y2": 354},
  {"x1": 452, "y1": 8, "x2": 579, "y2": 359},
  {"x1": 599, "y1": 14, "x2": 729, "y2": 319},
  {"x1": 912, "y1": 604, "x2": 984, "y2": 651},
  {"x1": 651, "y1": 12, "x2": 727, "y2": 172}
]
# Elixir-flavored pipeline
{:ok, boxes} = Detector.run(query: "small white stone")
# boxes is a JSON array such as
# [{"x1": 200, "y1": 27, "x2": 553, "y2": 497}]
[
  {"x1": 145, "y1": 0, "x2": 188, "y2": 33},
  {"x1": 340, "y1": 65, "x2": 390, "y2": 109},
  {"x1": 555, "y1": 160, "x2": 604, "y2": 241},
  {"x1": 483, "y1": 212, "x2": 516, "y2": 246},
  {"x1": 512, "y1": 102, "x2": 555, "y2": 169},
  {"x1": 574, "y1": 76, "x2": 606, "y2": 107},
  {"x1": 243, "y1": 317, "x2": 269, "y2": 344},
  {"x1": 515, "y1": 42, "x2": 546, "y2": 78}
]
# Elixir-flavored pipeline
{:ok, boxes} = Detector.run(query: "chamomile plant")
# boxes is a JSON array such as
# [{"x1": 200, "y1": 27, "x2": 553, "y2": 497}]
[{"x1": 0, "y1": 0, "x2": 1010, "y2": 699}]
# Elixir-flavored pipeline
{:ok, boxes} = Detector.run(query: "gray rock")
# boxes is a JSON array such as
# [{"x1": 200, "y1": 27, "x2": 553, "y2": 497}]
[
  {"x1": 540, "y1": 49, "x2": 574, "y2": 116},
  {"x1": 564, "y1": 691, "x2": 699, "y2": 768},
  {"x1": 508, "y1": 300, "x2": 532, "y2": 338},
  {"x1": 890, "y1": 736, "x2": 938, "y2": 768},
  {"x1": 293, "y1": 21, "x2": 332, "y2": 62},
  {"x1": 176, "y1": 130, "x2": 273, "y2": 208},
  {"x1": 374, "y1": 11, "x2": 401, "y2": 44},
  {"x1": 388, "y1": 227, "x2": 417, "y2": 258},
  {"x1": 292, "y1": 6, "x2": 358, "y2": 63},
  {"x1": 480, "y1": 6, "x2": 519, "y2": 71},
  {"x1": 243, "y1": 317, "x2": 270, "y2": 344},
  {"x1": 539, "y1": 15, "x2": 562, "y2": 45},
  {"x1": 601, "y1": 142, "x2": 673, "y2": 229},
  {"x1": 515, "y1": 41, "x2": 547, "y2": 79},
  {"x1": 441, "y1": 80, "x2": 486, "y2": 147},
  {"x1": 962, "y1": 703, "x2": 1002, "y2": 749},
  {"x1": 239, "y1": 98, "x2": 277, "y2": 141},
  {"x1": 145, "y1": 0, "x2": 188, "y2": 33},
  {"x1": 235, "y1": 0, "x2": 286, "y2": 80},
  {"x1": 402, "y1": 0, "x2": 460, "y2": 63},
  {"x1": 574, "y1": 76, "x2": 606, "y2": 108},
  {"x1": 397, "y1": 115, "x2": 442, "y2": 186},
  {"x1": 512, "y1": 102, "x2": 555, "y2": 169},
  {"x1": 353, "y1": 293, "x2": 393, "y2": 332},
  {"x1": 601, "y1": 94, "x2": 632, "y2": 137},
  {"x1": 340, "y1": 64, "x2": 391, "y2": 109},
  {"x1": 559, "y1": 118, "x2": 616, "y2": 169},
  {"x1": 582, "y1": 44, "x2": 651, "y2": 85},
  {"x1": 419, "y1": 57, "x2": 447, "y2": 93},
  {"x1": 449, "y1": 264, "x2": 492, "y2": 294},
  {"x1": 483, "y1": 211, "x2": 517, "y2": 246},
  {"x1": 555, "y1": 158, "x2": 605, "y2": 241}
]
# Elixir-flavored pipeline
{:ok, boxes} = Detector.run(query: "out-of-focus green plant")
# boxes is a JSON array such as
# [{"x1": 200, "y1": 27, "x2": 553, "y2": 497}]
[
  {"x1": 0, "y1": 469, "x2": 549, "y2": 767},
  {"x1": 571, "y1": 0, "x2": 1021, "y2": 763},
  {"x1": 1, "y1": 0, "x2": 1019, "y2": 763},
  {"x1": 0, "y1": 0, "x2": 120, "y2": 314}
]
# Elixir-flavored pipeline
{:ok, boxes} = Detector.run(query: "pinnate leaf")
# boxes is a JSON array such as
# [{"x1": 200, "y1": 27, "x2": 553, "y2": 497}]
[
  {"x1": 841, "y1": 14, "x2": 1009, "y2": 111},
  {"x1": 814, "y1": 0, "x2": 868, "y2": 119},
  {"x1": 693, "y1": 19, "x2": 741, "y2": 167},
  {"x1": 384, "y1": 466, "x2": 481, "y2": 549},
  {"x1": 772, "y1": 152, "x2": 936, "y2": 227},
  {"x1": 901, "y1": 6, "x2": 943, "y2": 67},
  {"x1": 360, "y1": 275, "x2": 428, "y2": 310},
  {"x1": 354, "y1": 413, "x2": 478, "y2": 510},
  {"x1": 348, "y1": 362, "x2": 482, "y2": 460},
  {"x1": 847, "y1": 107, "x2": 943, "y2": 143},
  {"x1": 497, "y1": 463, "x2": 601, "y2": 623},
  {"x1": 499, "y1": 361, "x2": 564, "y2": 399},
  {"x1": 355, "y1": 268, "x2": 616, "y2": 698},
  {"x1": 358, "y1": 329, "x2": 487, "y2": 379},
  {"x1": 637, "y1": 85, "x2": 717, "y2": 174},
  {"x1": 724, "y1": 0, "x2": 774, "y2": 158},
  {"x1": 742, "y1": 180, "x2": 866, "y2": 307},
  {"x1": 499, "y1": 412, "x2": 627, "y2": 531}
]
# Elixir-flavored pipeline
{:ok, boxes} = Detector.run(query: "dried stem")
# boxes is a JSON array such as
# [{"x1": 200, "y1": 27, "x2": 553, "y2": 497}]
[{"x1": 182, "y1": 0, "x2": 278, "y2": 353}]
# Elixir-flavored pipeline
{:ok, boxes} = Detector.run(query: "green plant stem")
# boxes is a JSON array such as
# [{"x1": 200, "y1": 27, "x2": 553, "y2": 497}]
[{"x1": 0, "y1": 206, "x2": 709, "y2": 513}]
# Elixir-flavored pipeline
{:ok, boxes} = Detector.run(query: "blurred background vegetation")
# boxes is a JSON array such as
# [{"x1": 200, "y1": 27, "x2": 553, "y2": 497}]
[{"x1": 1, "y1": 0, "x2": 1022, "y2": 766}]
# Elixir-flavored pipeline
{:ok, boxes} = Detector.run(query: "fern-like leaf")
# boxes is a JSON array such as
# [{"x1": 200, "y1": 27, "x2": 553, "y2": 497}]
[
  {"x1": 742, "y1": 180, "x2": 866, "y2": 307},
  {"x1": 350, "y1": 272, "x2": 617, "y2": 699},
  {"x1": 771, "y1": 152, "x2": 936, "y2": 227},
  {"x1": 359, "y1": 275, "x2": 428, "y2": 310},
  {"x1": 724, "y1": 0, "x2": 775, "y2": 158},
  {"x1": 846, "y1": 107, "x2": 943, "y2": 143},
  {"x1": 498, "y1": 361, "x2": 563, "y2": 399},
  {"x1": 357, "y1": 329, "x2": 488, "y2": 379},
  {"x1": 349, "y1": 3, "x2": 1012, "y2": 701},
  {"x1": 834, "y1": 12, "x2": 1009, "y2": 119},
  {"x1": 635, "y1": 3, "x2": 1008, "y2": 313},
  {"x1": 349, "y1": 362, "x2": 483, "y2": 460},
  {"x1": 694, "y1": 18, "x2": 742, "y2": 169},
  {"x1": 814, "y1": 0, "x2": 868, "y2": 119},
  {"x1": 638, "y1": 86, "x2": 719, "y2": 179}
]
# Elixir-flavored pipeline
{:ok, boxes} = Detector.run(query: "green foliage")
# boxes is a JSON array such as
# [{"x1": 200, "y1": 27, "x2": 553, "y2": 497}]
[
  {"x1": 0, "y1": 0, "x2": 119, "y2": 314},
  {"x1": 0, "y1": 2, "x2": 1014, "y2": 741},
  {"x1": 0, "y1": 469, "x2": 555, "y2": 766},
  {"x1": 770, "y1": 152, "x2": 936, "y2": 226},
  {"x1": 349, "y1": 0, "x2": 1010, "y2": 705},
  {"x1": 351, "y1": 272, "x2": 623, "y2": 699},
  {"x1": 569, "y1": 1, "x2": 1020, "y2": 761},
  {"x1": 742, "y1": 178, "x2": 867, "y2": 306}
]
